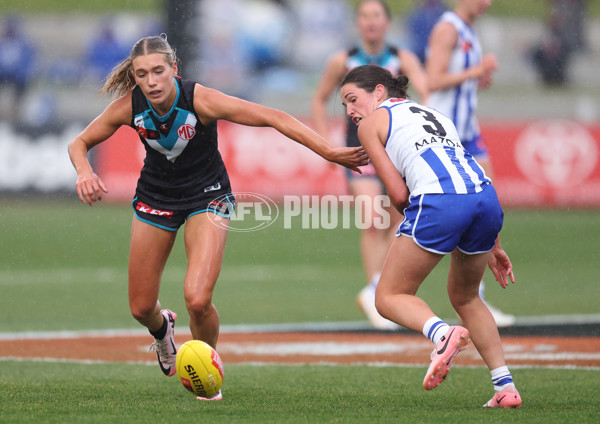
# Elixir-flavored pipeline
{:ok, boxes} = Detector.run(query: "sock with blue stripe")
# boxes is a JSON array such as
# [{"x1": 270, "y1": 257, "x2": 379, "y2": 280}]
[
  {"x1": 490, "y1": 366, "x2": 515, "y2": 392},
  {"x1": 369, "y1": 272, "x2": 381, "y2": 289},
  {"x1": 422, "y1": 317, "x2": 450, "y2": 345}
]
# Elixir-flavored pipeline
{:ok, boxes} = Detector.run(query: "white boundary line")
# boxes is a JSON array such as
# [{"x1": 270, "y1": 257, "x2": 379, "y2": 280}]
[
  {"x1": 0, "y1": 356, "x2": 598, "y2": 371},
  {"x1": 1, "y1": 313, "x2": 600, "y2": 340}
]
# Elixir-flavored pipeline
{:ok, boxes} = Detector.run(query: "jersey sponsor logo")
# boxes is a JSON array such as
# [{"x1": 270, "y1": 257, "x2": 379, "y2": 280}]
[
  {"x1": 203, "y1": 182, "x2": 221, "y2": 192},
  {"x1": 177, "y1": 123, "x2": 196, "y2": 141},
  {"x1": 415, "y1": 136, "x2": 463, "y2": 151},
  {"x1": 135, "y1": 201, "x2": 173, "y2": 217},
  {"x1": 461, "y1": 40, "x2": 472, "y2": 52},
  {"x1": 136, "y1": 127, "x2": 160, "y2": 140}
]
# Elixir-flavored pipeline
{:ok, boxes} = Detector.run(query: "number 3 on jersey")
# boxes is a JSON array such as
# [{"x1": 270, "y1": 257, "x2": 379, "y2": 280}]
[{"x1": 410, "y1": 106, "x2": 447, "y2": 137}]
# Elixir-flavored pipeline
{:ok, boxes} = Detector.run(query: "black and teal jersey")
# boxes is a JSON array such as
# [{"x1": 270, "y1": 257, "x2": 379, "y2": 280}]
[
  {"x1": 130, "y1": 77, "x2": 230, "y2": 209},
  {"x1": 345, "y1": 44, "x2": 402, "y2": 148}
]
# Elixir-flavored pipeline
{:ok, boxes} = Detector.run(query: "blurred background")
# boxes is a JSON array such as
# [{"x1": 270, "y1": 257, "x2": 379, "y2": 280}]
[
  {"x1": 0, "y1": 0, "x2": 599, "y2": 204},
  {"x1": 0, "y1": 0, "x2": 599, "y2": 330}
]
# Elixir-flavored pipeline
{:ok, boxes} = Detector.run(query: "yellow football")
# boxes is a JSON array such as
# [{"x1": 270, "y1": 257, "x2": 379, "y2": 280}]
[{"x1": 176, "y1": 340, "x2": 224, "y2": 398}]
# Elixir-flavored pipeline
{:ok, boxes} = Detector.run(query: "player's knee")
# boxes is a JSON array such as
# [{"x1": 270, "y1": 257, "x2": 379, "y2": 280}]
[
  {"x1": 374, "y1": 292, "x2": 391, "y2": 319},
  {"x1": 448, "y1": 289, "x2": 478, "y2": 310},
  {"x1": 185, "y1": 294, "x2": 213, "y2": 317},
  {"x1": 129, "y1": 301, "x2": 156, "y2": 323}
]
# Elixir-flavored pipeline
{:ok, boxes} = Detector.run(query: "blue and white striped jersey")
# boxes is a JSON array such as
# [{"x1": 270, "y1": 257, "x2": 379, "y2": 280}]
[
  {"x1": 379, "y1": 98, "x2": 490, "y2": 197},
  {"x1": 426, "y1": 11, "x2": 482, "y2": 144}
]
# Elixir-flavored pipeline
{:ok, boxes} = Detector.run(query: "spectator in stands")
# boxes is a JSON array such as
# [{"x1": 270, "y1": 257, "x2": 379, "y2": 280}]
[
  {"x1": 86, "y1": 21, "x2": 130, "y2": 82},
  {"x1": 0, "y1": 16, "x2": 36, "y2": 123},
  {"x1": 530, "y1": 0, "x2": 589, "y2": 86},
  {"x1": 406, "y1": 0, "x2": 448, "y2": 64}
]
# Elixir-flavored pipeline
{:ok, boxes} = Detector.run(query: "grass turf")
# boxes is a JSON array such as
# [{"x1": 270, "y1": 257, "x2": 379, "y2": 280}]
[
  {"x1": 0, "y1": 361, "x2": 598, "y2": 424},
  {"x1": 1, "y1": 200, "x2": 599, "y2": 331}
]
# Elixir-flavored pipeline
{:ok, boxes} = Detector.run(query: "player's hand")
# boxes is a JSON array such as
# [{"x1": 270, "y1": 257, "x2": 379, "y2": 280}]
[
  {"x1": 481, "y1": 54, "x2": 498, "y2": 73},
  {"x1": 76, "y1": 172, "x2": 108, "y2": 206},
  {"x1": 478, "y1": 72, "x2": 493, "y2": 89},
  {"x1": 488, "y1": 244, "x2": 516, "y2": 289},
  {"x1": 329, "y1": 146, "x2": 369, "y2": 174}
]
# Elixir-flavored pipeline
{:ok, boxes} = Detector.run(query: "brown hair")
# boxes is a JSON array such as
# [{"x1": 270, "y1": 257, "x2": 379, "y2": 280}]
[
  {"x1": 356, "y1": 0, "x2": 392, "y2": 20},
  {"x1": 101, "y1": 34, "x2": 178, "y2": 97},
  {"x1": 341, "y1": 64, "x2": 410, "y2": 99}
]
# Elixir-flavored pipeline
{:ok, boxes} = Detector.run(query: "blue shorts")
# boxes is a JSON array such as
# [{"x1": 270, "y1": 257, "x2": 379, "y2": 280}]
[
  {"x1": 132, "y1": 193, "x2": 235, "y2": 232},
  {"x1": 397, "y1": 184, "x2": 503, "y2": 255},
  {"x1": 463, "y1": 135, "x2": 489, "y2": 160}
]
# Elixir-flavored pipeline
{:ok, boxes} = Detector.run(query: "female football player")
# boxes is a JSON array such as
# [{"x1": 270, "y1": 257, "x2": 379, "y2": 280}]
[
  {"x1": 68, "y1": 34, "x2": 367, "y2": 400},
  {"x1": 339, "y1": 64, "x2": 521, "y2": 408},
  {"x1": 312, "y1": 0, "x2": 428, "y2": 330}
]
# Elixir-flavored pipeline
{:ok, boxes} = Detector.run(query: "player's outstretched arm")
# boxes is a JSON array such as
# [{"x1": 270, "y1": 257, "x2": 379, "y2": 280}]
[{"x1": 193, "y1": 84, "x2": 368, "y2": 172}]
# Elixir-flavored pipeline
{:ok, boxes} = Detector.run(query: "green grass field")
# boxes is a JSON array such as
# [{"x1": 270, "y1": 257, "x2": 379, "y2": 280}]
[
  {"x1": 1, "y1": 362, "x2": 598, "y2": 423},
  {"x1": 1, "y1": 199, "x2": 598, "y2": 331},
  {"x1": 1, "y1": 199, "x2": 599, "y2": 423}
]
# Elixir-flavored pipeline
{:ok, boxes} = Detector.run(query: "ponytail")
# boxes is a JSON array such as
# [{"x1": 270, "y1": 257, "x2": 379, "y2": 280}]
[
  {"x1": 101, "y1": 57, "x2": 136, "y2": 97},
  {"x1": 100, "y1": 34, "x2": 178, "y2": 98}
]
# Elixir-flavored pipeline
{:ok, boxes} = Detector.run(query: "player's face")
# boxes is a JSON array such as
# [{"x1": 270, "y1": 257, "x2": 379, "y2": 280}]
[
  {"x1": 356, "y1": 0, "x2": 390, "y2": 44},
  {"x1": 340, "y1": 83, "x2": 381, "y2": 126},
  {"x1": 131, "y1": 53, "x2": 178, "y2": 110}
]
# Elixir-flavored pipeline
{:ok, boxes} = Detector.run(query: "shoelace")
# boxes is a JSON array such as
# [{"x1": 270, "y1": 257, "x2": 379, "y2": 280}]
[
  {"x1": 149, "y1": 339, "x2": 169, "y2": 361},
  {"x1": 430, "y1": 348, "x2": 437, "y2": 360}
]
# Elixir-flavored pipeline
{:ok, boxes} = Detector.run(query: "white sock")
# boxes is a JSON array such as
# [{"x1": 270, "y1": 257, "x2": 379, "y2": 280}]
[
  {"x1": 423, "y1": 317, "x2": 450, "y2": 345},
  {"x1": 369, "y1": 272, "x2": 381, "y2": 288},
  {"x1": 490, "y1": 366, "x2": 515, "y2": 392}
]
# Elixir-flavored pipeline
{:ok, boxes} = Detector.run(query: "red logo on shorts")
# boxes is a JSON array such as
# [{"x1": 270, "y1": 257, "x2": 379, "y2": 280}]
[
  {"x1": 135, "y1": 202, "x2": 173, "y2": 218},
  {"x1": 177, "y1": 124, "x2": 196, "y2": 141}
]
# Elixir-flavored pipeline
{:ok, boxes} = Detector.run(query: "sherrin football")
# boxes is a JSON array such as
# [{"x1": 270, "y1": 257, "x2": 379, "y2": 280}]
[{"x1": 176, "y1": 340, "x2": 224, "y2": 398}]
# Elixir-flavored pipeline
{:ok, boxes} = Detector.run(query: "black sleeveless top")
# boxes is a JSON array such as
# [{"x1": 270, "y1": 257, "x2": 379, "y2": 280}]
[
  {"x1": 345, "y1": 45, "x2": 401, "y2": 147},
  {"x1": 131, "y1": 77, "x2": 230, "y2": 209}
]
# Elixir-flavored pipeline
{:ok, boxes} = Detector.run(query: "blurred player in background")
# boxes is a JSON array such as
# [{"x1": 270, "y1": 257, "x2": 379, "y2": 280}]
[
  {"x1": 68, "y1": 34, "x2": 367, "y2": 400},
  {"x1": 425, "y1": 0, "x2": 515, "y2": 327},
  {"x1": 405, "y1": 0, "x2": 447, "y2": 65},
  {"x1": 312, "y1": 0, "x2": 428, "y2": 330},
  {"x1": 340, "y1": 64, "x2": 521, "y2": 408}
]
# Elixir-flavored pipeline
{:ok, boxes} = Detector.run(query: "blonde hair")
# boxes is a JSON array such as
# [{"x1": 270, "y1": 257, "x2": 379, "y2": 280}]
[{"x1": 101, "y1": 34, "x2": 178, "y2": 97}]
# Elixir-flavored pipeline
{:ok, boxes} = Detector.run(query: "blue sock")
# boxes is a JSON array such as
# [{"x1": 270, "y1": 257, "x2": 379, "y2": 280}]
[
  {"x1": 491, "y1": 366, "x2": 514, "y2": 392},
  {"x1": 423, "y1": 317, "x2": 449, "y2": 345}
]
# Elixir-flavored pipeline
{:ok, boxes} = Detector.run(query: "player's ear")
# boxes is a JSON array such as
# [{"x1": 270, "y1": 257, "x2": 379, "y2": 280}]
[
  {"x1": 172, "y1": 61, "x2": 178, "y2": 76},
  {"x1": 375, "y1": 84, "x2": 386, "y2": 101}
]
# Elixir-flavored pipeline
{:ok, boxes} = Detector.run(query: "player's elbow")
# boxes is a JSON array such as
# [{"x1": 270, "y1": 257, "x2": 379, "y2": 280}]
[{"x1": 389, "y1": 191, "x2": 409, "y2": 213}]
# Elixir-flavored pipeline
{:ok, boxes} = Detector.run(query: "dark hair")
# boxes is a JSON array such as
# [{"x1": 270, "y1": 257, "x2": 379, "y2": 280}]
[
  {"x1": 356, "y1": 0, "x2": 392, "y2": 20},
  {"x1": 341, "y1": 65, "x2": 410, "y2": 99},
  {"x1": 102, "y1": 34, "x2": 178, "y2": 97}
]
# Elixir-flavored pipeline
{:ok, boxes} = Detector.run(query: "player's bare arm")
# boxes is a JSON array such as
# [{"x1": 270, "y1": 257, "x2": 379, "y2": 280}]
[
  {"x1": 193, "y1": 84, "x2": 367, "y2": 172},
  {"x1": 68, "y1": 94, "x2": 132, "y2": 206},
  {"x1": 427, "y1": 22, "x2": 487, "y2": 91},
  {"x1": 311, "y1": 52, "x2": 348, "y2": 138},
  {"x1": 357, "y1": 108, "x2": 409, "y2": 210},
  {"x1": 399, "y1": 49, "x2": 429, "y2": 103}
]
